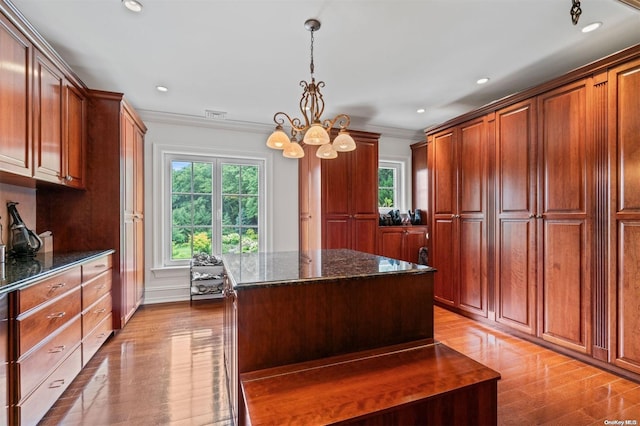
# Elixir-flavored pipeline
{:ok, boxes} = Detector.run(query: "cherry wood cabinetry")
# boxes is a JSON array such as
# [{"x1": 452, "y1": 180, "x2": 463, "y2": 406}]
[
  {"x1": 81, "y1": 255, "x2": 113, "y2": 366},
  {"x1": 37, "y1": 92, "x2": 146, "y2": 331},
  {"x1": 377, "y1": 226, "x2": 428, "y2": 264},
  {"x1": 608, "y1": 57, "x2": 640, "y2": 375},
  {"x1": 429, "y1": 116, "x2": 488, "y2": 318},
  {"x1": 299, "y1": 130, "x2": 380, "y2": 254},
  {"x1": 411, "y1": 141, "x2": 428, "y2": 213},
  {"x1": 0, "y1": 12, "x2": 32, "y2": 178},
  {"x1": 1, "y1": 294, "x2": 7, "y2": 426}
]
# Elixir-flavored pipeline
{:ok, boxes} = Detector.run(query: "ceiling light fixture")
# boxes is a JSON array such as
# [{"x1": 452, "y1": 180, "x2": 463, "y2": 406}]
[
  {"x1": 156, "y1": 85, "x2": 168, "y2": 92},
  {"x1": 570, "y1": 0, "x2": 582, "y2": 25},
  {"x1": 582, "y1": 22, "x2": 602, "y2": 33},
  {"x1": 416, "y1": 108, "x2": 426, "y2": 114},
  {"x1": 123, "y1": 0, "x2": 143, "y2": 12},
  {"x1": 267, "y1": 19, "x2": 355, "y2": 160},
  {"x1": 476, "y1": 77, "x2": 490, "y2": 85}
]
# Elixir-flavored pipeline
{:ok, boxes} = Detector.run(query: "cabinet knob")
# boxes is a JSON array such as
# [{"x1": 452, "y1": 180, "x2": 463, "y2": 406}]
[
  {"x1": 65, "y1": 175, "x2": 73, "y2": 182},
  {"x1": 529, "y1": 214, "x2": 535, "y2": 219}
]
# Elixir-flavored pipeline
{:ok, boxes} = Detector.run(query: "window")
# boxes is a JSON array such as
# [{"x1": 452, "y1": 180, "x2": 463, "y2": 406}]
[
  {"x1": 168, "y1": 155, "x2": 263, "y2": 263},
  {"x1": 378, "y1": 160, "x2": 405, "y2": 212}
]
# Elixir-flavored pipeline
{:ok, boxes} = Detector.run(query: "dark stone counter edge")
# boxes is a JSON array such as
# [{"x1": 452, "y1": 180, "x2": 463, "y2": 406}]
[
  {"x1": 0, "y1": 249, "x2": 115, "y2": 295},
  {"x1": 226, "y1": 265, "x2": 437, "y2": 291}
]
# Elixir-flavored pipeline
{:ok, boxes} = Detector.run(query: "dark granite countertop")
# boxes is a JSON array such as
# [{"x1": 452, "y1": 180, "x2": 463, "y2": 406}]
[
  {"x1": 0, "y1": 249, "x2": 115, "y2": 295},
  {"x1": 222, "y1": 249, "x2": 435, "y2": 290}
]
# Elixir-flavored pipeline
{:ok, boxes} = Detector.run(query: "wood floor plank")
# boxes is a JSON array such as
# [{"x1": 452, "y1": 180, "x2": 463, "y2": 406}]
[{"x1": 38, "y1": 302, "x2": 640, "y2": 425}]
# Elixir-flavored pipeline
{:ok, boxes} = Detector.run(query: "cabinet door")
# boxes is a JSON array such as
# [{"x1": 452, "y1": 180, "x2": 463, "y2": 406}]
[
  {"x1": 350, "y1": 138, "x2": 379, "y2": 254},
  {"x1": 0, "y1": 14, "x2": 31, "y2": 177},
  {"x1": 121, "y1": 109, "x2": 137, "y2": 325},
  {"x1": 33, "y1": 50, "x2": 64, "y2": 183},
  {"x1": 134, "y1": 127, "x2": 145, "y2": 305},
  {"x1": 609, "y1": 58, "x2": 640, "y2": 374},
  {"x1": 378, "y1": 228, "x2": 405, "y2": 260},
  {"x1": 495, "y1": 100, "x2": 537, "y2": 335},
  {"x1": 63, "y1": 82, "x2": 85, "y2": 188},
  {"x1": 404, "y1": 227, "x2": 428, "y2": 264},
  {"x1": 431, "y1": 129, "x2": 457, "y2": 305},
  {"x1": 322, "y1": 152, "x2": 350, "y2": 249},
  {"x1": 457, "y1": 119, "x2": 487, "y2": 317},
  {"x1": 537, "y1": 80, "x2": 592, "y2": 354}
]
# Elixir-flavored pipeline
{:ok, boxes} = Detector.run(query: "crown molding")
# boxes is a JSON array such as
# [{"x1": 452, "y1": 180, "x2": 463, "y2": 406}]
[{"x1": 617, "y1": 0, "x2": 640, "y2": 11}]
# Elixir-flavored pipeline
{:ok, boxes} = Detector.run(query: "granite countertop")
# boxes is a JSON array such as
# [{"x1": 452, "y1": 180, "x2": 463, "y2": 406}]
[
  {"x1": 222, "y1": 249, "x2": 435, "y2": 290},
  {"x1": 0, "y1": 249, "x2": 115, "y2": 295}
]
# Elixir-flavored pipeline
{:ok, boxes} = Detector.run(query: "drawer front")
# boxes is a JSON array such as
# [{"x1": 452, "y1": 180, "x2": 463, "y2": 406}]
[
  {"x1": 17, "y1": 287, "x2": 82, "y2": 357},
  {"x1": 82, "y1": 313, "x2": 112, "y2": 367},
  {"x1": 17, "y1": 267, "x2": 81, "y2": 314},
  {"x1": 82, "y1": 293, "x2": 112, "y2": 338},
  {"x1": 82, "y1": 270, "x2": 112, "y2": 308},
  {"x1": 16, "y1": 346, "x2": 81, "y2": 426},
  {"x1": 17, "y1": 316, "x2": 81, "y2": 399},
  {"x1": 82, "y1": 255, "x2": 112, "y2": 282}
]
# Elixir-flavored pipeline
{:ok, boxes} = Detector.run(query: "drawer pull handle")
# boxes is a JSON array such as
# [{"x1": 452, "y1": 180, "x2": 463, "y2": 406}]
[
  {"x1": 94, "y1": 264, "x2": 106, "y2": 268},
  {"x1": 49, "y1": 379, "x2": 65, "y2": 388},
  {"x1": 96, "y1": 284, "x2": 106, "y2": 290},
  {"x1": 48, "y1": 345, "x2": 66, "y2": 354},
  {"x1": 47, "y1": 311, "x2": 66, "y2": 319},
  {"x1": 97, "y1": 333, "x2": 106, "y2": 339},
  {"x1": 95, "y1": 308, "x2": 106, "y2": 314},
  {"x1": 48, "y1": 283, "x2": 66, "y2": 293}
]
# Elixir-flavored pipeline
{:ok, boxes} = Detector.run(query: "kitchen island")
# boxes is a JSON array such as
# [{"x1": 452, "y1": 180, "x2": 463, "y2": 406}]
[{"x1": 222, "y1": 249, "x2": 498, "y2": 425}]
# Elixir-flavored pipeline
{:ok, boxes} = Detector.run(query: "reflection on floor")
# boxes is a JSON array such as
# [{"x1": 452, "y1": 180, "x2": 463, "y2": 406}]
[{"x1": 39, "y1": 302, "x2": 639, "y2": 425}]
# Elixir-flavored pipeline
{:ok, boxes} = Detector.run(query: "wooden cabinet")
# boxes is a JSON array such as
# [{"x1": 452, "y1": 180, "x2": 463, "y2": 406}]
[
  {"x1": 10, "y1": 266, "x2": 83, "y2": 426},
  {"x1": 37, "y1": 92, "x2": 146, "y2": 330},
  {"x1": 299, "y1": 130, "x2": 380, "y2": 254},
  {"x1": 494, "y1": 99, "x2": 538, "y2": 335},
  {"x1": 0, "y1": 294, "x2": 7, "y2": 426},
  {"x1": 0, "y1": 12, "x2": 32, "y2": 178},
  {"x1": 223, "y1": 275, "x2": 238, "y2": 425},
  {"x1": 429, "y1": 116, "x2": 488, "y2": 318},
  {"x1": 81, "y1": 255, "x2": 113, "y2": 366},
  {"x1": 32, "y1": 50, "x2": 86, "y2": 188},
  {"x1": 608, "y1": 57, "x2": 640, "y2": 375},
  {"x1": 411, "y1": 141, "x2": 429, "y2": 214},
  {"x1": 378, "y1": 226, "x2": 428, "y2": 264}
]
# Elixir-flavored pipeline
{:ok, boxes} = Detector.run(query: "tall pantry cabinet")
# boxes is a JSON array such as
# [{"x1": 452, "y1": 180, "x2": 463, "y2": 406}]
[
  {"x1": 36, "y1": 90, "x2": 147, "y2": 330},
  {"x1": 299, "y1": 130, "x2": 380, "y2": 254}
]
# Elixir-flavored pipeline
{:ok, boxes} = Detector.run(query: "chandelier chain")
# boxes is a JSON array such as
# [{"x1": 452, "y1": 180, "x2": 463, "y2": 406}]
[{"x1": 309, "y1": 29, "x2": 315, "y2": 78}]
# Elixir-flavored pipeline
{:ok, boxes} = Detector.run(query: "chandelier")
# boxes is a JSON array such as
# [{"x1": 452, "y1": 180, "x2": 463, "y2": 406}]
[{"x1": 266, "y1": 19, "x2": 356, "y2": 160}]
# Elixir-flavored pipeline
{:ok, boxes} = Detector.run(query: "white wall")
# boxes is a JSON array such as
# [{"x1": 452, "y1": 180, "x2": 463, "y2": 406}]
[{"x1": 140, "y1": 111, "x2": 421, "y2": 304}]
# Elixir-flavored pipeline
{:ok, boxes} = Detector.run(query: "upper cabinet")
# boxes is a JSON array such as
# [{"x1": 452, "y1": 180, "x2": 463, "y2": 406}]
[
  {"x1": 0, "y1": 4, "x2": 86, "y2": 188},
  {"x1": 0, "y1": 12, "x2": 32, "y2": 177}
]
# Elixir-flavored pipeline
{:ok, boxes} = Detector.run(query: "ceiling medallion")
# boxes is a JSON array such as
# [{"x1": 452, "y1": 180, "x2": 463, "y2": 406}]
[{"x1": 266, "y1": 19, "x2": 355, "y2": 160}]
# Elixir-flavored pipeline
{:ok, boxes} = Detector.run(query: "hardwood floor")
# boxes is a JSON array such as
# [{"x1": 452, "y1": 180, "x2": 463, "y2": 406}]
[{"x1": 39, "y1": 301, "x2": 639, "y2": 425}]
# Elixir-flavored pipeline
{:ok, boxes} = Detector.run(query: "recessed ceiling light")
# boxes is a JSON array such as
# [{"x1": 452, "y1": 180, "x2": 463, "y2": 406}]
[
  {"x1": 476, "y1": 77, "x2": 490, "y2": 85},
  {"x1": 416, "y1": 108, "x2": 426, "y2": 114},
  {"x1": 156, "y1": 85, "x2": 168, "y2": 92},
  {"x1": 123, "y1": 0, "x2": 143, "y2": 13},
  {"x1": 582, "y1": 22, "x2": 602, "y2": 33}
]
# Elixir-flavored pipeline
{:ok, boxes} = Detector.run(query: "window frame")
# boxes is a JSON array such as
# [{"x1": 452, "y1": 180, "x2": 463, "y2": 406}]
[
  {"x1": 163, "y1": 152, "x2": 266, "y2": 268},
  {"x1": 378, "y1": 160, "x2": 405, "y2": 213}
]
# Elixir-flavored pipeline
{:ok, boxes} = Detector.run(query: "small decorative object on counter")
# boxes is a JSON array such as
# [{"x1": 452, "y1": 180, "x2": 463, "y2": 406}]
[
  {"x1": 190, "y1": 252, "x2": 224, "y2": 301},
  {"x1": 6, "y1": 201, "x2": 42, "y2": 258}
]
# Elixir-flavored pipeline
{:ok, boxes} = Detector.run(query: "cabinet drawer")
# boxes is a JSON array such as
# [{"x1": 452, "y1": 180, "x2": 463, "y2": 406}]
[
  {"x1": 82, "y1": 270, "x2": 112, "y2": 308},
  {"x1": 17, "y1": 316, "x2": 81, "y2": 399},
  {"x1": 82, "y1": 255, "x2": 112, "y2": 282},
  {"x1": 16, "y1": 267, "x2": 81, "y2": 314},
  {"x1": 82, "y1": 313, "x2": 112, "y2": 367},
  {"x1": 17, "y1": 287, "x2": 81, "y2": 357},
  {"x1": 16, "y1": 346, "x2": 81, "y2": 426},
  {"x1": 82, "y1": 293, "x2": 112, "y2": 338}
]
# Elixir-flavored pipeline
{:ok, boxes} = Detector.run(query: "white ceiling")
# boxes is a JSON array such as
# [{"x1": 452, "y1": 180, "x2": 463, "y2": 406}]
[{"x1": 10, "y1": 0, "x2": 640, "y2": 137}]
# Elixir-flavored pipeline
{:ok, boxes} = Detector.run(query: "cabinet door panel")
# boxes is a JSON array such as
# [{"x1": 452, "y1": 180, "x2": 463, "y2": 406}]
[
  {"x1": 459, "y1": 120, "x2": 485, "y2": 214},
  {"x1": 542, "y1": 221, "x2": 589, "y2": 352},
  {"x1": 496, "y1": 219, "x2": 536, "y2": 334},
  {"x1": 378, "y1": 229, "x2": 404, "y2": 261},
  {"x1": 0, "y1": 15, "x2": 31, "y2": 176},
  {"x1": 432, "y1": 219, "x2": 456, "y2": 305},
  {"x1": 351, "y1": 140, "x2": 378, "y2": 215},
  {"x1": 432, "y1": 130, "x2": 456, "y2": 216},
  {"x1": 33, "y1": 51, "x2": 64, "y2": 182},
  {"x1": 616, "y1": 63, "x2": 640, "y2": 213},
  {"x1": 64, "y1": 83, "x2": 85, "y2": 187},
  {"x1": 322, "y1": 152, "x2": 349, "y2": 216},
  {"x1": 615, "y1": 221, "x2": 640, "y2": 373},
  {"x1": 352, "y1": 217, "x2": 378, "y2": 254},
  {"x1": 459, "y1": 219, "x2": 486, "y2": 315},
  {"x1": 404, "y1": 228, "x2": 427, "y2": 264},
  {"x1": 324, "y1": 218, "x2": 350, "y2": 249},
  {"x1": 540, "y1": 84, "x2": 587, "y2": 214}
]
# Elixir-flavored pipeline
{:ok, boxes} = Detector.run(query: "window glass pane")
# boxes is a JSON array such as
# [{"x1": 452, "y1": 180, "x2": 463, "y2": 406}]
[
  {"x1": 242, "y1": 228, "x2": 259, "y2": 253},
  {"x1": 192, "y1": 195, "x2": 212, "y2": 226},
  {"x1": 172, "y1": 194, "x2": 192, "y2": 226},
  {"x1": 241, "y1": 165, "x2": 259, "y2": 195},
  {"x1": 222, "y1": 195, "x2": 240, "y2": 226},
  {"x1": 222, "y1": 227, "x2": 240, "y2": 254},
  {"x1": 192, "y1": 228, "x2": 212, "y2": 255},
  {"x1": 241, "y1": 196, "x2": 258, "y2": 225},
  {"x1": 172, "y1": 227, "x2": 192, "y2": 260},
  {"x1": 378, "y1": 168, "x2": 394, "y2": 187},
  {"x1": 378, "y1": 166, "x2": 396, "y2": 208},
  {"x1": 193, "y1": 162, "x2": 213, "y2": 193},
  {"x1": 379, "y1": 189, "x2": 394, "y2": 208},
  {"x1": 172, "y1": 161, "x2": 192, "y2": 193},
  {"x1": 222, "y1": 164, "x2": 240, "y2": 194}
]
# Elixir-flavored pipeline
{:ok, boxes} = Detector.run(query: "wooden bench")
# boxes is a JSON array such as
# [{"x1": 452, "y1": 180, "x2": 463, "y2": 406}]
[{"x1": 241, "y1": 341, "x2": 500, "y2": 425}]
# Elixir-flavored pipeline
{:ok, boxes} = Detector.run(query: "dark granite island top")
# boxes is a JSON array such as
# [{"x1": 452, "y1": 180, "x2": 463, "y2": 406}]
[
  {"x1": 222, "y1": 248, "x2": 435, "y2": 290},
  {"x1": 0, "y1": 249, "x2": 115, "y2": 295}
]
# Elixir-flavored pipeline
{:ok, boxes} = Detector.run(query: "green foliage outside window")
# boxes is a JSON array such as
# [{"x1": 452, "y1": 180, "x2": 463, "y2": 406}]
[{"x1": 378, "y1": 167, "x2": 396, "y2": 208}]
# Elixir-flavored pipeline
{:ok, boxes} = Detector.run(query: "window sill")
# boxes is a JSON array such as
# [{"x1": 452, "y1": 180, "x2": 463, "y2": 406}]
[{"x1": 151, "y1": 266, "x2": 190, "y2": 279}]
